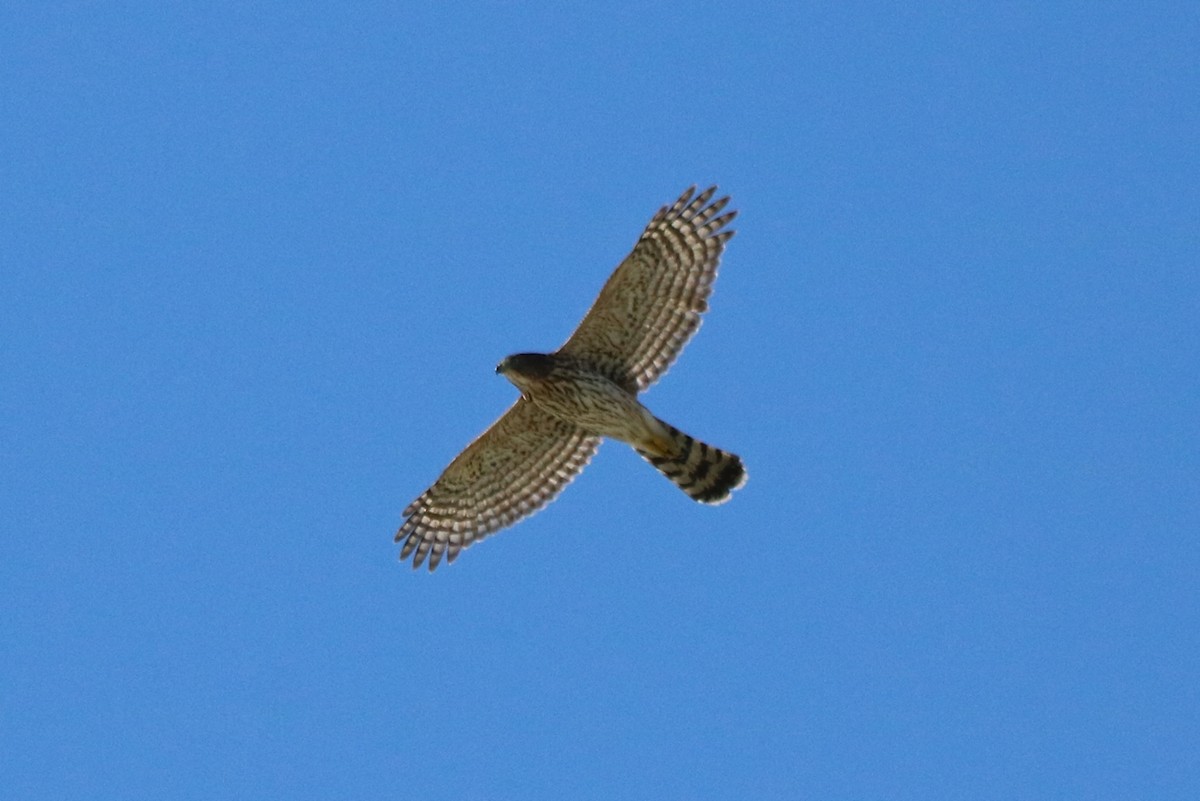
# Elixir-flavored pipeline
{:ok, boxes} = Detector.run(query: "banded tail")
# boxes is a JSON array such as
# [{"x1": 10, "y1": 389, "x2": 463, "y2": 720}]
[{"x1": 637, "y1": 421, "x2": 747, "y2": 504}]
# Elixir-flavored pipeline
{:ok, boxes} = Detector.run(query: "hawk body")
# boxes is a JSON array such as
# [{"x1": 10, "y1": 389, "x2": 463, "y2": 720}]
[
  {"x1": 397, "y1": 186, "x2": 746, "y2": 570},
  {"x1": 498, "y1": 353, "x2": 661, "y2": 446}
]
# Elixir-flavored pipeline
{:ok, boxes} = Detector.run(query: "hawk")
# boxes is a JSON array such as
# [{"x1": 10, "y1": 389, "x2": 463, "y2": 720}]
[{"x1": 396, "y1": 186, "x2": 746, "y2": 570}]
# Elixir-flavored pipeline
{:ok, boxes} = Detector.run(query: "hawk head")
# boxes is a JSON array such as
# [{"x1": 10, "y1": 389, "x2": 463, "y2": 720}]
[{"x1": 496, "y1": 353, "x2": 556, "y2": 382}]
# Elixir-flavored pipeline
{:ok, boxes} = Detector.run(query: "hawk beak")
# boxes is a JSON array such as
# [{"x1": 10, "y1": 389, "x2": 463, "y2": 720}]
[{"x1": 495, "y1": 359, "x2": 507, "y2": 375}]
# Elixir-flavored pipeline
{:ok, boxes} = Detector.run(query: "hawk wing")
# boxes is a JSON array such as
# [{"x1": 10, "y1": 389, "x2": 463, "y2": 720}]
[
  {"x1": 396, "y1": 398, "x2": 601, "y2": 571},
  {"x1": 558, "y1": 186, "x2": 736, "y2": 392}
]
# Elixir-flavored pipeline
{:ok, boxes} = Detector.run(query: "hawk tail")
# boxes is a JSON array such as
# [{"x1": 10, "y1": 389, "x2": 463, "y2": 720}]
[{"x1": 637, "y1": 421, "x2": 747, "y2": 505}]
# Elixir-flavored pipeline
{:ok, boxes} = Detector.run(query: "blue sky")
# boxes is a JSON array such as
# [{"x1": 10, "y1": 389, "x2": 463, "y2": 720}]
[{"x1": 3, "y1": 2, "x2": 1198, "y2": 799}]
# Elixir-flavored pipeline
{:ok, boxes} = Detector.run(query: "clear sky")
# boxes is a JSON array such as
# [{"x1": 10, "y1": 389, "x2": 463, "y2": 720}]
[{"x1": 3, "y1": 3, "x2": 1197, "y2": 799}]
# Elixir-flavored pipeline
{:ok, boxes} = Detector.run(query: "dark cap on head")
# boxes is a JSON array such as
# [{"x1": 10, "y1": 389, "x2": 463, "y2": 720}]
[{"x1": 496, "y1": 352, "x2": 556, "y2": 378}]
